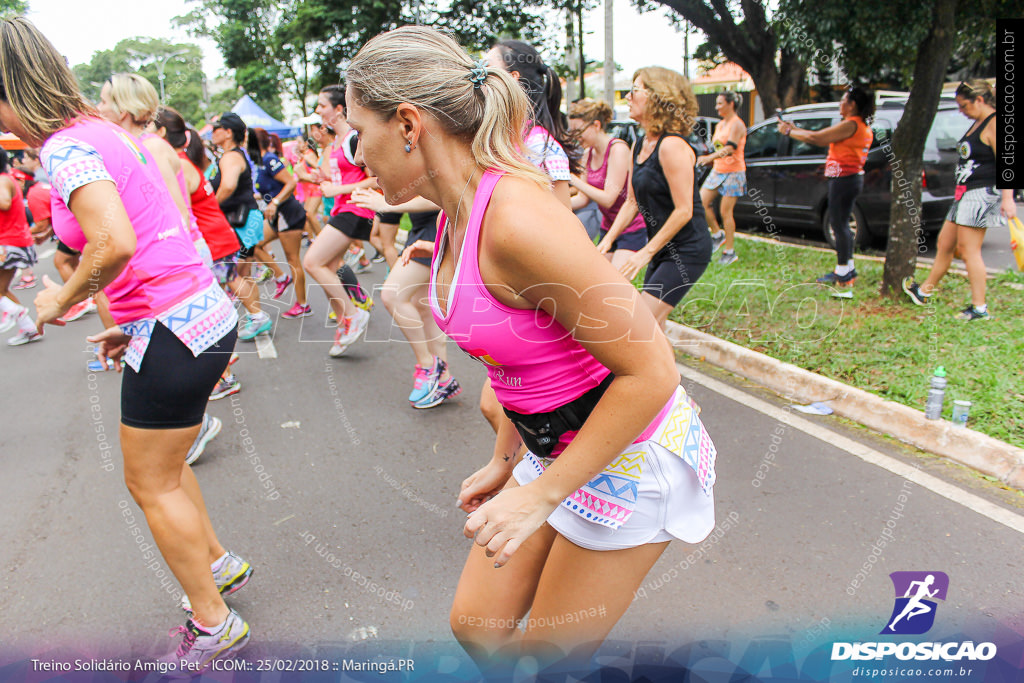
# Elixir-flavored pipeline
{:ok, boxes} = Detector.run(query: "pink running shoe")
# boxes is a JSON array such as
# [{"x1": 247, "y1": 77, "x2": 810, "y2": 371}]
[
  {"x1": 282, "y1": 302, "x2": 312, "y2": 319},
  {"x1": 273, "y1": 275, "x2": 293, "y2": 299}
]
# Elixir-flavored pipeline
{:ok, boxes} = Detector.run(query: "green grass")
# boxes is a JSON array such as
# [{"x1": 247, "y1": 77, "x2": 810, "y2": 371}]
[{"x1": 651, "y1": 239, "x2": 1024, "y2": 447}]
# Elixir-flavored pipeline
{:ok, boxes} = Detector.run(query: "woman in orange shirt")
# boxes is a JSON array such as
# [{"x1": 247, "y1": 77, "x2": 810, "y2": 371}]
[
  {"x1": 780, "y1": 87, "x2": 874, "y2": 297},
  {"x1": 698, "y1": 91, "x2": 746, "y2": 266}
]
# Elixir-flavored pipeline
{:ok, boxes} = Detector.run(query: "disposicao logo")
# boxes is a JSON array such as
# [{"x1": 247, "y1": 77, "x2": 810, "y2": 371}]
[
  {"x1": 881, "y1": 571, "x2": 948, "y2": 635},
  {"x1": 831, "y1": 571, "x2": 997, "y2": 663}
]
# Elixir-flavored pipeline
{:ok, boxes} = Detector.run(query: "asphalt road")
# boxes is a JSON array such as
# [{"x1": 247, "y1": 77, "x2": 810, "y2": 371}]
[{"x1": 1, "y1": 253, "x2": 1022, "y2": 681}]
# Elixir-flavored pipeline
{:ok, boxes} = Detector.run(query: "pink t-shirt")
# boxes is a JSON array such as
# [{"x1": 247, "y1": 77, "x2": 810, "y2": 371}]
[
  {"x1": 42, "y1": 118, "x2": 213, "y2": 324},
  {"x1": 328, "y1": 130, "x2": 373, "y2": 219}
]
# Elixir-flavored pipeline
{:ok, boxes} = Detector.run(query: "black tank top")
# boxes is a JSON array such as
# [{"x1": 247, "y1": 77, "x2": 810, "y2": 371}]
[
  {"x1": 632, "y1": 133, "x2": 707, "y2": 247},
  {"x1": 955, "y1": 113, "x2": 997, "y2": 190},
  {"x1": 211, "y1": 148, "x2": 258, "y2": 214}
]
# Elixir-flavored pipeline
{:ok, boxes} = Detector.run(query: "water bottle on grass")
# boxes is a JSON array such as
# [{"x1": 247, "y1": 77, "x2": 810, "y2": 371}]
[{"x1": 924, "y1": 367, "x2": 946, "y2": 420}]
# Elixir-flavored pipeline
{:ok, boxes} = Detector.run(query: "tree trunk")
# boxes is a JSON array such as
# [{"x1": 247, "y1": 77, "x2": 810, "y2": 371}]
[
  {"x1": 577, "y1": 2, "x2": 586, "y2": 99},
  {"x1": 565, "y1": 6, "x2": 577, "y2": 102},
  {"x1": 880, "y1": 0, "x2": 958, "y2": 297}
]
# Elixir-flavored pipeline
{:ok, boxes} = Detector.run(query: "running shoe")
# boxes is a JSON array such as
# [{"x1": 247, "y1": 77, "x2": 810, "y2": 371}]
[
  {"x1": 58, "y1": 297, "x2": 96, "y2": 323},
  {"x1": 414, "y1": 374, "x2": 462, "y2": 409},
  {"x1": 408, "y1": 357, "x2": 441, "y2": 404},
  {"x1": 180, "y1": 551, "x2": 253, "y2": 612},
  {"x1": 355, "y1": 261, "x2": 373, "y2": 274},
  {"x1": 228, "y1": 353, "x2": 240, "y2": 366},
  {"x1": 12, "y1": 274, "x2": 36, "y2": 290},
  {"x1": 209, "y1": 375, "x2": 241, "y2": 400},
  {"x1": 0, "y1": 312, "x2": 14, "y2": 334},
  {"x1": 7, "y1": 328, "x2": 43, "y2": 346},
  {"x1": 956, "y1": 305, "x2": 990, "y2": 321},
  {"x1": 343, "y1": 247, "x2": 364, "y2": 269},
  {"x1": 272, "y1": 275, "x2": 293, "y2": 300},
  {"x1": 371, "y1": 253, "x2": 386, "y2": 264},
  {"x1": 710, "y1": 230, "x2": 726, "y2": 253},
  {"x1": 327, "y1": 309, "x2": 337, "y2": 323},
  {"x1": 185, "y1": 414, "x2": 222, "y2": 465},
  {"x1": 830, "y1": 289, "x2": 854, "y2": 299},
  {"x1": 329, "y1": 325, "x2": 347, "y2": 357},
  {"x1": 160, "y1": 609, "x2": 250, "y2": 675},
  {"x1": 238, "y1": 314, "x2": 272, "y2": 341},
  {"x1": 815, "y1": 269, "x2": 857, "y2": 286},
  {"x1": 256, "y1": 265, "x2": 274, "y2": 283},
  {"x1": 339, "y1": 307, "x2": 370, "y2": 346},
  {"x1": 282, "y1": 302, "x2": 313, "y2": 319},
  {"x1": 353, "y1": 294, "x2": 374, "y2": 312},
  {"x1": 902, "y1": 277, "x2": 930, "y2": 306},
  {"x1": 717, "y1": 250, "x2": 738, "y2": 266}
]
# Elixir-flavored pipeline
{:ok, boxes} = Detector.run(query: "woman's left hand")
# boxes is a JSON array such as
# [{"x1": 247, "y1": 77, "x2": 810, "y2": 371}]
[
  {"x1": 696, "y1": 154, "x2": 712, "y2": 167},
  {"x1": 33, "y1": 275, "x2": 68, "y2": 330},
  {"x1": 618, "y1": 249, "x2": 652, "y2": 281},
  {"x1": 1001, "y1": 195, "x2": 1018, "y2": 221},
  {"x1": 86, "y1": 326, "x2": 132, "y2": 372},
  {"x1": 464, "y1": 483, "x2": 558, "y2": 567}
]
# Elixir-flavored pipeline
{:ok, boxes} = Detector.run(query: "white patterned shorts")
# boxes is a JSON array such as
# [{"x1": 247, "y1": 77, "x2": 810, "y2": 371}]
[
  {"x1": 512, "y1": 386, "x2": 716, "y2": 551},
  {"x1": 947, "y1": 186, "x2": 1002, "y2": 229},
  {"x1": 0, "y1": 244, "x2": 37, "y2": 271}
]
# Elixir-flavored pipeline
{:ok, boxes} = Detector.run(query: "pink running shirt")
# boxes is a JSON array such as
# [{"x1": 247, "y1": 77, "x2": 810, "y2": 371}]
[{"x1": 328, "y1": 130, "x2": 373, "y2": 219}]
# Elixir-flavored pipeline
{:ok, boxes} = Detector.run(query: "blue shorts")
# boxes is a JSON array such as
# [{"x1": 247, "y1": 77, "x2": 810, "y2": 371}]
[
  {"x1": 703, "y1": 170, "x2": 747, "y2": 197},
  {"x1": 600, "y1": 228, "x2": 647, "y2": 253}
]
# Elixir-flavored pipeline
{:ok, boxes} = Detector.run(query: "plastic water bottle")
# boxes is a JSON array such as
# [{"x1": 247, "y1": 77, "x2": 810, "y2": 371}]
[{"x1": 924, "y1": 367, "x2": 947, "y2": 420}]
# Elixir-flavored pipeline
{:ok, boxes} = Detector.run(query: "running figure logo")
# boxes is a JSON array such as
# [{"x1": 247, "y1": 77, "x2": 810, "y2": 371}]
[{"x1": 881, "y1": 571, "x2": 949, "y2": 635}]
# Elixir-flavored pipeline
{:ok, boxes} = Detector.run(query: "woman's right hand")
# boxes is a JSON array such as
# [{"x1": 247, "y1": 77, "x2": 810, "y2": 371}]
[
  {"x1": 777, "y1": 121, "x2": 793, "y2": 136},
  {"x1": 399, "y1": 239, "x2": 435, "y2": 266},
  {"x1": 457, "y1": 459, "x2": 514, "y2": 513},
  {"x1": 351, "y1": 187, "x2": 387, "y2": 212},
  {"x1": 87, "y1": 326, "x2": 132, "y2": 373},
  {"x1": 596, "y1": 236, "x2": 613, "y2": 255}
]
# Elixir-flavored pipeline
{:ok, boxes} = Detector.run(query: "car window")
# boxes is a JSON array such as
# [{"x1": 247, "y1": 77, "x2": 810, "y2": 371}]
[
  {"x1": 925, "y1": 109, "x2": 970, "y2": 153},
  {"x1": 745, "y1": 124, "x2": 781, "y2": 159},
  {"x1": 871, "y1": 119, "x2": 894, "y2": 149},
  {"x1": 787, "y1": 118, "x2": 832, "y2": 156}
]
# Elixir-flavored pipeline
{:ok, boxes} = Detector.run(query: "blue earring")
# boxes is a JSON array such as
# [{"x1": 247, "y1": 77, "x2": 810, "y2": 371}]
[{"x1": 404, "y1": 142, "x2": 412, "y2": 153}]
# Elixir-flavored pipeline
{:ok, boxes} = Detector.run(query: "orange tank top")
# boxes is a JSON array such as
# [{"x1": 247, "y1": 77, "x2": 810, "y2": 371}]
[
  {"x1": 712, "y1": 118, "x2": 746, "y2": 173},
  {"x1": 825, "y1": 117, "x2": 872, "y2": 178}
]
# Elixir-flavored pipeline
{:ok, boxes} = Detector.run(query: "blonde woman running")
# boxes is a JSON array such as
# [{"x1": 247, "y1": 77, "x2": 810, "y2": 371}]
[{"x1": 347, "y1": 26, "x2": 716, "y2": 675}]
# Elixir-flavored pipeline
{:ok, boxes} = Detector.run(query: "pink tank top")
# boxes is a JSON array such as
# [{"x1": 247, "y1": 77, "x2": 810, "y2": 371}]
[
  {"x1": 430, "y1": 170, "x2": 611, "y2": 417},
  {"x1": 586, "y1": 139, "x2": 646, "y2": 234},
  {"x1": 328, "y1": 130, "x2": 373, "y2": 219},
  {"x1": 43, "y1": 118, "x2": 212, "y2": 324}
]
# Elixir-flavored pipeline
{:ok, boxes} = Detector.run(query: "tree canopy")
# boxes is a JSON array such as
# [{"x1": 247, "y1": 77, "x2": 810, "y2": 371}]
[{"x1": 72, "y1": 38, "x2": 207, "y2": 126}]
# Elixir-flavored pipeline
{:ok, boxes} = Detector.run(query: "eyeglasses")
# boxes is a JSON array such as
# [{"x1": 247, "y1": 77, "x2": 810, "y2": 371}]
[{"x1": 956, "y1": 81, "x2": 977, "y2": 98}]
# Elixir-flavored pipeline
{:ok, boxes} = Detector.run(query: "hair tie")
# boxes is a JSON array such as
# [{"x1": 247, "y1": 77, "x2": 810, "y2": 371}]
[
  {"x1": 184, "y1": 129, "x2": 191, "y2": 146},
  {"x1": 468, "y1": 59, "x2": 488, "y2": 88}
]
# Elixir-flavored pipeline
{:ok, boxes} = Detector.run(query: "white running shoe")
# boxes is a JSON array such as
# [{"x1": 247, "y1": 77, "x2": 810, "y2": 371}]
[
  {"x1": 339, "y1": 307, "x2": 370, "y2": 346},
  {"x1": 160, "y1": 609, "x2": 250, "y2": 676},
  {"x1": 185, "y1": 414, "x2": 222, "y2": 465}
]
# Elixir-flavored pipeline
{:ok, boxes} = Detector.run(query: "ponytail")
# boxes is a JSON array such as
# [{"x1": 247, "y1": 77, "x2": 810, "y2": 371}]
[
  {"x1": 183, "y1": 126, "x2": 208, "y2": 171},
  {"x1": 347, "y1": 26, "x2": 549, "y2": 190}
]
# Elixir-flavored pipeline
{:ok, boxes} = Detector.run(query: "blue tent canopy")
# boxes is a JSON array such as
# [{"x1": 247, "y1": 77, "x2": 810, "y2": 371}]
[{"x1": 232, "y1": 95, "x2": 301, "y2": 138}]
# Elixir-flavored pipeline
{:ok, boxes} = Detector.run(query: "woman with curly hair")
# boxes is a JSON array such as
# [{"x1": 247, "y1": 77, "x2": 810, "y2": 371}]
[{"x1": 602, "y1": 66, "x2": 711, "y2": 325}]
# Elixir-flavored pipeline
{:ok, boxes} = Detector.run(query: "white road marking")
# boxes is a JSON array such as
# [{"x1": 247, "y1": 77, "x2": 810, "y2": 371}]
[
  {"x1": 255, "y1": 332, "x2": 277, "y2": 359},
  {"x1": 677, "y1": 362, "x2": 1024, "y2": 536}
]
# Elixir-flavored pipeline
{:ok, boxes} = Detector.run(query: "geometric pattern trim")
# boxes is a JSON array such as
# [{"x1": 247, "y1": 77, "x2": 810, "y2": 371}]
[{"x1": 118, "y1": 281, "x2": 237, "y2": 372}]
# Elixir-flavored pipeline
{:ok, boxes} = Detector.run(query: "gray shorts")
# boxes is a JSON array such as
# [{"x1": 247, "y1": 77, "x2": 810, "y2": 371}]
[
  {"x1": 946, "y1": 186, "x2": 1002, "y2": 228},
  {"x1": 1, "y1": 244, "x2": 36, "y2": 271}
]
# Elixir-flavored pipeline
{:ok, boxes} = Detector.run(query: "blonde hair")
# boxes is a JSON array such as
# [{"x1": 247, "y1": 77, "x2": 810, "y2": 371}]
[
  {"x1": 106, "y1": 73, "x2": 160, "y2": 126},
  {"x1": 0, "y1": 17, "x2": 95, "y2": 143},
  {"x1": 632, "y1": 66, "x2": 698, "y2": 137},
  {"x1": 956, "y1": 79, "x2": 995, "y2": 107},
  {"x1": 346, "y1": 25, "x2": 548, "y2": 189},
  {"x1": 568, "y1": 98, "x2": 613, "y2": 129}
]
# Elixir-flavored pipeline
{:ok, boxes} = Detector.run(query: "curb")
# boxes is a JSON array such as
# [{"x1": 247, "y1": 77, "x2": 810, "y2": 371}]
[{"x1": 665, "y1": 321, "x2": 1024, "y2": 491}]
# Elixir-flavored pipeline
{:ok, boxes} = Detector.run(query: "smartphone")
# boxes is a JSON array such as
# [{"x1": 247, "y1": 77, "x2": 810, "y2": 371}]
[{"x1": 775, "y1": 108, "x2": 785, "y2": 121}]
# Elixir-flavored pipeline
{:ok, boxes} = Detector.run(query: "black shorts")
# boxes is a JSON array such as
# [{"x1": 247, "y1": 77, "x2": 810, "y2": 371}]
[
  {"x1": 271, "y1": 197, "x2": 308, "y2": 232},
  {"x1": 328, "y1": 212, "x2": 373, "y2": 241},
  {"x1": 56, "y1": 240, "x2": 80, "y2": 256},
  {"x1": 600, "y1": 228, "x2": 648, "y2": 253},
  {"x1": 642, "y1": 232, "x2": 711, "y2": 308},
  {"x1": 403, "y1": 211, "x2": 440, "y2": 267},
  {"x1": 376, "y1": 211, "x2": 402, "y2": 225},
  {"x1": 120, "y1": 323, "x2": 236, "y2": 429}
]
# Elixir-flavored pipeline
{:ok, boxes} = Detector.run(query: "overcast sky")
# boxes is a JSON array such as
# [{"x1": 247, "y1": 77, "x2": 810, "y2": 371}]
[{"x1": 28, "y1": 0, "x2": 695, "y2": 80}]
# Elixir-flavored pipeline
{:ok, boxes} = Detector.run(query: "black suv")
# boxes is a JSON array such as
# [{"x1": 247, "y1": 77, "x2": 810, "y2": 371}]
[{"x1": 732, "y1": 99, "x2": 968, "y2": 247}]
